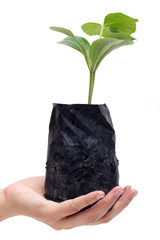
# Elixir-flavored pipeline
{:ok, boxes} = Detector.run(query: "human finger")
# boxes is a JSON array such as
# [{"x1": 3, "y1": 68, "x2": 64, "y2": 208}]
[
  {"x1": 56, "y1": 190, "x2": 105, "y2": 218},
  {"x1": 97, "y1": 186, "x2": 138, "y2": 224},
  {"x1": 61, "y1": 186, "x2": 124, "y2": 228}
]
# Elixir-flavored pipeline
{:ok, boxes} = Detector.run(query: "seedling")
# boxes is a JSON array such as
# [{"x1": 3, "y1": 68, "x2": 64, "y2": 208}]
[{"x1": 50, "y1": 12, "x2": 138, "y2": 104}]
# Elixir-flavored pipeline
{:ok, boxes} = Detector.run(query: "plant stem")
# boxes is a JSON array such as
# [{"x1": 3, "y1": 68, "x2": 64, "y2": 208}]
[
  {"x1": 88, "y1": 71, "x2": 96, "y2": 104},
  {"x1": 99, "y1": 24, "x2": 104, "y2": 38}
]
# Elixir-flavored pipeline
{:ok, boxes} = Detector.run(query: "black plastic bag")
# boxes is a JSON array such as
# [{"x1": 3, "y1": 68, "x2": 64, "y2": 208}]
[{"x1": 44, "y1": 103, "x2": 119, "y2": 202}]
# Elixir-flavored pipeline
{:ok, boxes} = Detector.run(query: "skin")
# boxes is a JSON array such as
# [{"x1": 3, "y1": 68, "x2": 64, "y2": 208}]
[{"x1": 0, "y1": 176, "x2": 138, "y2": 230}]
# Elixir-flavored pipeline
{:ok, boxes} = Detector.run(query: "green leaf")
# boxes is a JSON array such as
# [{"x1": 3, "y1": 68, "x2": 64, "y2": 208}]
[
  {"x1": 90, "y1": 37, "x2": 134, "y2": 71},
  {"x1": 102, "y1": 32, "x2": 136, "y2": 41},
  {"x1": 58, "y1": 36, "x2": 90, "y2": 54},
  {"x1": 58, "y1": 36, "x2": 82, "y2": 53},
  {"x1": 58, "y1": 36, "x2": 91, "y2": 69},
  {"x1": 76, "y1": 36, "x2": 91, "y2": 67},
  {"x1": 81, "y1": 22, "x2": 102, "y2": 36},
  {"x1": 103, "y1": 13, "x2": 138, "y2": 36},
  {"x1": 49, "y1": 26, "x2": 74, "y2": 37},
  {"x1": 81, "y1": 13, "x2": 138, "y2": 39},
  {"x1": 50, "y1": 26, "x2": 91, "y2": 68}
]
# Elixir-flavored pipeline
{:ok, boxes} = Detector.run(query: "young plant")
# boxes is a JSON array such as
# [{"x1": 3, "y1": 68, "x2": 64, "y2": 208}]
[{"x1": 50, "y1": 12, "x2": 138, "y2": 104}]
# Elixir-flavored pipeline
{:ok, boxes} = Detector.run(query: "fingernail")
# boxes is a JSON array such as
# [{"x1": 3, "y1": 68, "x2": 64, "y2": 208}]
[
  {"x1": 114, "y1": 188, "x2": 124, "y2": 197},
  {"x1": 96, "y1": 192, "x2": 105, "y2": 200},
  {"x1": 125, "y1": 185, "x2": 131, "y2": 190}
]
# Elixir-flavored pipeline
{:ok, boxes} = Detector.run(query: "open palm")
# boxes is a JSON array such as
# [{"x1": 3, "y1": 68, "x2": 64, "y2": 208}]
[{"x1": 5, "y1": 176, "x2": 137, "y2": 230}]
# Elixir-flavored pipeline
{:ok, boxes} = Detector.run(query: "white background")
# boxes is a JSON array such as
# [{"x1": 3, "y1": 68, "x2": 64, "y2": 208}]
[{"x1": 0, "y1": 0, "x2": 159, "y2": 239}]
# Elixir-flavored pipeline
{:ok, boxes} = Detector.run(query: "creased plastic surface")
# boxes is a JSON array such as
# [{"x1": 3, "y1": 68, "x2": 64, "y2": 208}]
[{"x1": 44, "y1": 103, "x2": 119, "y2": 202}]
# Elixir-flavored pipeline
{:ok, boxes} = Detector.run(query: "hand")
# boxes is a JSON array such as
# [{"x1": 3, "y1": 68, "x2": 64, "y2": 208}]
[{"x1": 2, "y1": 177, "x2": 138, "y2": 230}]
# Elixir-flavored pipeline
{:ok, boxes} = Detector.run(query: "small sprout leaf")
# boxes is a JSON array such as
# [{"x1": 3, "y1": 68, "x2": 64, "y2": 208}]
[
  {"x1": 75, "y1": 37, "x2": 91, "y2": 68},
  {"x1": 49, "y1": 27, "x2": 74, "y2": 37},
  {"x1": 58, "y1": 36, "x2": 91, "y2": 69},
  {"x1": 58, "y1": 37, "x2": 83, "y2": 53},
  {"x1": 103, "y1": 13, "x2": 138, "y2": 37},
  {"x1": 90, "y1": 37, "x2": 134, "y2": 71},
  {"x1": 81, "y1": 22, "x2": 102, "y2": 36}
]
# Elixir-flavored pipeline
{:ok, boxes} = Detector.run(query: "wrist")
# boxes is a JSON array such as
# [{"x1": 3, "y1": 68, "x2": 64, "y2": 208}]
[{"x1": 0, "y1": 187, "x2": 16, "y2": 222}]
